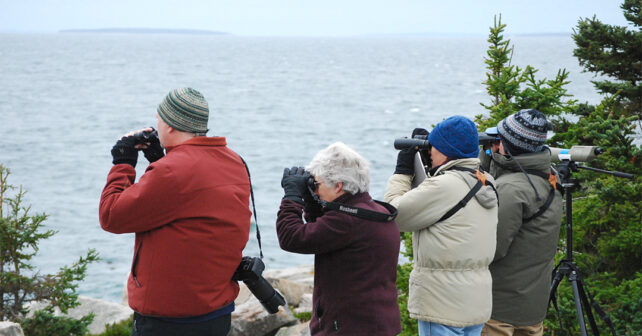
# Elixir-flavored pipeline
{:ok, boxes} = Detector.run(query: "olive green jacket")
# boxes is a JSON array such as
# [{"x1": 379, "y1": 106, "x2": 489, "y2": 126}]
[
  {"x1": 482, "y1": 149, "x2": 563, "y2": 326},
  {"x1": 385, "y1": 158, "x2": 498, "y2": 327}
]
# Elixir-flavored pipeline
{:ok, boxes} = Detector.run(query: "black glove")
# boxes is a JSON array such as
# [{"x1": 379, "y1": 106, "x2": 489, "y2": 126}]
[
  {"x1": 412, "y1": 127, "x2": 429, "y2": 138},
  {"x1": 141, "y1": 128, "x2": 165, "y2": 163},
  {"x1": 111, "y1": 135, "x2": 138, "y2": 167},
  {"x1": 395, "y1": 127, "x2": 431, "y2": 175},
  {"x1": 413, "y1": 127, "x2": 432, "y2": 169},
  {"x1": 281, "y1": 166, "x2": 310, "y2": 204},
  {"x1": 395, "y1": 148, "x2": 416, "y2": 175}
]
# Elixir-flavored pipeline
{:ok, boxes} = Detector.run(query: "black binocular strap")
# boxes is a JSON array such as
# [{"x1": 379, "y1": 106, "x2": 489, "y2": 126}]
[
  {"x1": 239, "y1": 155, "x2": 263, "y2": 259},
  {"x1": 322, "y1": 200, "x2": 398, "y2": 222}
]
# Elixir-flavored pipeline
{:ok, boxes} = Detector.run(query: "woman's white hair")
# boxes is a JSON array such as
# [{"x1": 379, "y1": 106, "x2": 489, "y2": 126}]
[{"x1": 306, "y1": 142, "x2": 370, "y2": 195}]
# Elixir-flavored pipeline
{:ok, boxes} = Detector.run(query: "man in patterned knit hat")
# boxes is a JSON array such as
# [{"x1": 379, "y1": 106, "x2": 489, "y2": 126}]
[
  {"x1": 480, "y1": 109, "x2": 563, "y2": 336},
  {"x1": 100, "y1": 88, "x2": 251, "y2": 336}
]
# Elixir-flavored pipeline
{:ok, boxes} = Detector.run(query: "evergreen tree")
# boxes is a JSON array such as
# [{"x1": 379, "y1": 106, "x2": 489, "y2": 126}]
[
  {"x1": 476, "y1": 15, "x2": 576, "y2": 131},
  {"x1": 573, "y1": 0, "x2": 642, "y2": 119},
  {"x1": 0, "y1": 164, "x2": 98, "y2": 332},
  {"x1": 545, "y1": 1, "x2": 642, "y2": 334}
]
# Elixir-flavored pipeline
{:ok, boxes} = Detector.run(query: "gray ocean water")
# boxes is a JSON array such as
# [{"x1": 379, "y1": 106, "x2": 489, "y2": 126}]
[{"x1": 0, "y1": 33, "x2": 602, "y2": 303}]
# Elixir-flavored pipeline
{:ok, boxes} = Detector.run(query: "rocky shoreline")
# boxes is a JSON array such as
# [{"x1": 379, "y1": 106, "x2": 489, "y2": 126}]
[{"x1": 0, "y1": 265, "x2": 314, "y2": 336}]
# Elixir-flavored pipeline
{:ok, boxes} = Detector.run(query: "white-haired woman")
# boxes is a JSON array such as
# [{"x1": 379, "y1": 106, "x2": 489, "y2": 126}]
[{"x1": 277, "y1": 142, "x2": 402, "y2": 336}]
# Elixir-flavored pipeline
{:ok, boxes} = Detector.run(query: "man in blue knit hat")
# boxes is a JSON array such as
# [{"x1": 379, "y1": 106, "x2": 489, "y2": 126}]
[{"x1": 385, "y1": 116, "x2": 499, "y2": 336}]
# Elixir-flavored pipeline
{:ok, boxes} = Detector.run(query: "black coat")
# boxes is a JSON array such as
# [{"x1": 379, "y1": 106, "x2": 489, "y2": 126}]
[{"x1": 277, "y1": 192, "x2": 401, "y2": 336}]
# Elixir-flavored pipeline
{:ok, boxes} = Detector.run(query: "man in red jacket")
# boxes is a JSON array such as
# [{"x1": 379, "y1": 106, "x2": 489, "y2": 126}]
[{"x1": 100, "y1": 88, "x2": 251, "y2": 336}]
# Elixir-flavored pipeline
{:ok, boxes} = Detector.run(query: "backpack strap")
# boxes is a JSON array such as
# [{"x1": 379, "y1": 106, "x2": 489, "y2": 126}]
[
  {"x1": 524, "y1": 169, "x2": 562, "y2": 222},
  {"x1": 438, "y1": 167, "x2": 497, "y2": 222},
  {"x1": 451, "y1": 166, "x2": 499, "y2": 200}
]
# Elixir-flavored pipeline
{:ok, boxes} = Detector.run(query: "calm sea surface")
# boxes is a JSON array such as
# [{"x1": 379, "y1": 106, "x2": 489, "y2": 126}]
[{"x1": 0, "y1": 33, "x2": 602, "y2": 302}]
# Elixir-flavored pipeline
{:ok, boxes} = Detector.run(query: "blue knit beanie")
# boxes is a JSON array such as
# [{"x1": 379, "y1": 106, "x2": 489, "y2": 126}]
[{"x1": 428, "y1": 116, "x2": 479, "y2": 159}]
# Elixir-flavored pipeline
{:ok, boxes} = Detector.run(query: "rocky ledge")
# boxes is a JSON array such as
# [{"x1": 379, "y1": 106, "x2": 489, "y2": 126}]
[{"x1": 1, "y1": 265, "x2": 314, "y2": 336}]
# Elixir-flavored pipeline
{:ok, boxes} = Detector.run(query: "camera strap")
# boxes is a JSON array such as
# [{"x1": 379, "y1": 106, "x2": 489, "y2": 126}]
[
  {"x1": 321, "y1": 200, "x2": 398, "y2": 222},
  {"x1": 238, "y1": 155, "x2": 264, "y2": 259}
]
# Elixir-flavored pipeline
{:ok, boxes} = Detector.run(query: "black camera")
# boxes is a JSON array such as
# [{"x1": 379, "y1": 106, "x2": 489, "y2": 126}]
[
  {"x1": 232, "y1": 256, "x2": 285, "y2": 314},
  {"x1": 132, "y1": 129, "x2": 159, "y2": 146}
]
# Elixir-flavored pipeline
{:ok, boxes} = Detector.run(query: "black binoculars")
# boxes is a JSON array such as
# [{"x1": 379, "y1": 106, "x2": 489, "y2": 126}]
[{"x1": 132, "y1": 129, "x2": 159, "y2": 146}]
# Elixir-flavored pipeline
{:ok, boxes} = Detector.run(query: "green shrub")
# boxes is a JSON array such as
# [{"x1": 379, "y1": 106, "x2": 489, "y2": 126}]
[
  {"x1": 292, "y1": 310, "x2": 312, "y2": 323},
  {"x1": 21, "y1": 307, "x2": 93, "y2": 336},
  {"x1": 0, "y1": 164, "x2": 99, "y2": 332},
  {"x1": 92, "y1": 316, "x2": 133, "y2": 336}
]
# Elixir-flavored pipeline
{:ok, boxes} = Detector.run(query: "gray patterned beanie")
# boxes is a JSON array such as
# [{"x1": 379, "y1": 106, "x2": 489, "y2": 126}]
[
  {"x1": 157, "y1": 88, "x2": 209, "y2": 134},
  {"x1": 497, "y1": 109, "x2": 552, "y2": 155}
]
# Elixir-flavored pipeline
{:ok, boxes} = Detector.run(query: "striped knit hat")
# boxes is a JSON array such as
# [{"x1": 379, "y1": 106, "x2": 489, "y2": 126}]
[
  {"x1": 157, "y1": 88, "x2": 209, "y2": 133},
  {"x1": 497, "y1": 109, "x2": 552, "y2": 155}
]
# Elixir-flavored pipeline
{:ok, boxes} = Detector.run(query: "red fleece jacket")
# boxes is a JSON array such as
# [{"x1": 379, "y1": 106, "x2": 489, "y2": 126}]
[{"x1": 100, "y1": 137, "x2": 250, "y2": 317}]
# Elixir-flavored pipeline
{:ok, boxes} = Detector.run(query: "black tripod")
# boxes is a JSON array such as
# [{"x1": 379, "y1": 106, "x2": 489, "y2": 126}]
[{"x1": 548, "y1": 160, "x2": 633, "y2": 336}]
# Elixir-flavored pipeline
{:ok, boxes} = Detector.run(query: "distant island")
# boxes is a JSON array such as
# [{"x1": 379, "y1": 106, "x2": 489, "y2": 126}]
[{"x1": 60, "y1": 28, "x2": 229, "y2": 35}]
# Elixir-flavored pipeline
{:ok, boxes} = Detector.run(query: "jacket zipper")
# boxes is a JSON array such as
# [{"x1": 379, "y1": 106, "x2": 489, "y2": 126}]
[{"x1": 131, "y1": 241, "x2": 142, "y2": 287}]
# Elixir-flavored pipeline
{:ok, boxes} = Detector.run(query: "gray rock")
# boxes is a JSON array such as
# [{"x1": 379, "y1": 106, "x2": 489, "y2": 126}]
[
  {"x1": 264, "y1": 265, "x2": 314, "y2": 289},
  {"x1": 234, "y1": 282, "x2": 253, "y2": 305},
  {"x1": 293, "y1": 294, "x2": 313, "y2": 314},
  {"x1": 275, "y1": 322, "x2": 311, "y2": 336},
  {"x1": 229, "y1": 294, "x2": 297, "y2": 336},
  {"x1": 264, "y1": 265, "x2": 314, "y2": 308},
  {"x1": 26, "y1": 295, "x2": 132, "y2": 335},
  {"x1": 269, "y1": 278, "x2": 305, "y2": 306},
  {"x1": 0, "y1": 322, "x2": 24, "y2": 336}
]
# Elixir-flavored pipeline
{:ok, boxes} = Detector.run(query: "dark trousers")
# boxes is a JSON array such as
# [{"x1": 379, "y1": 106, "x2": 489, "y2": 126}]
[{"x1": 131, "y1": 312, "x2": 231, "y2": 336}]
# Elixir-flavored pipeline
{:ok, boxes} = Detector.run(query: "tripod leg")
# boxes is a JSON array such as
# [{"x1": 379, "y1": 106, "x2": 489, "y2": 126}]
[
  {"x1": 578, "y1": 276, "x2": 618, "y2": 336},
  {"x1": 570, "y1": 270, "x2": 589, "y2": 336},
  {"x1": 549, "y1": 270, "x2": 565, "y2": 332},
  {"x1": 576, "y1": 279, "x2": 600, "y2": 336},
  {"x1": 549, "y1": 269, "x2": 564, "y2": 302}
]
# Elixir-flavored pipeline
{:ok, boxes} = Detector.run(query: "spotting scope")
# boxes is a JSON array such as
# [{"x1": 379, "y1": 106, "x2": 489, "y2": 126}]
[{"x1": 549, "y1": 146, "x2": 604, "y2": 163}]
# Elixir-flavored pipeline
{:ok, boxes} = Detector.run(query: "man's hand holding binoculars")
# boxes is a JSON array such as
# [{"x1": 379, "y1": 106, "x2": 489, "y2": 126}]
[
  {"x1": 110, "y1": 127, "x2": 165, "y2": 167},
  {"x1": 395, "y1": 127, "x2": 430, "y2": 175}
]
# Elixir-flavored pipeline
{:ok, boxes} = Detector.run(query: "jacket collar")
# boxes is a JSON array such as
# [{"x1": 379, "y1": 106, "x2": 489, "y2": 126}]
[
  {"x1": 331, "y1": 191, "x2": 370, "y2": 205},
  {"x1": 431, "y1": 157, "x2": 480, "y2": 176},
  {"x1": 165, "y1": 136, "x2": 227, "y2": 152},
  {"x1": 491, "y1": 147, "x2": 552, "y2": 177}
]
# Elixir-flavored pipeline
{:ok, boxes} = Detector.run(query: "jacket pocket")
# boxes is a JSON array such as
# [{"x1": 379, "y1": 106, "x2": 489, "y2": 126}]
[{"x1": 131, "y1": 241, "x2": 143, "y2": 287}]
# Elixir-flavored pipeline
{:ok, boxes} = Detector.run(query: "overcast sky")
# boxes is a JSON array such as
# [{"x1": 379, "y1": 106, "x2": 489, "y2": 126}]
[{"x1": 0, "y1": 0, "x2": 631, "y2": 36}]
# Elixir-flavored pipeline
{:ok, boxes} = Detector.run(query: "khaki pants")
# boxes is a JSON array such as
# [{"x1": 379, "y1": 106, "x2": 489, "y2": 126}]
[{"x1": 482, "y1": 319, "x2": 543, "y2": 336}]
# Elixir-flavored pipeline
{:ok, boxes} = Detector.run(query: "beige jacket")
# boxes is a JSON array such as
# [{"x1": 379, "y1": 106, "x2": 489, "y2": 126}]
[{"x1": 385, "y1": 158, "x2": 498, "y2": 327}]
